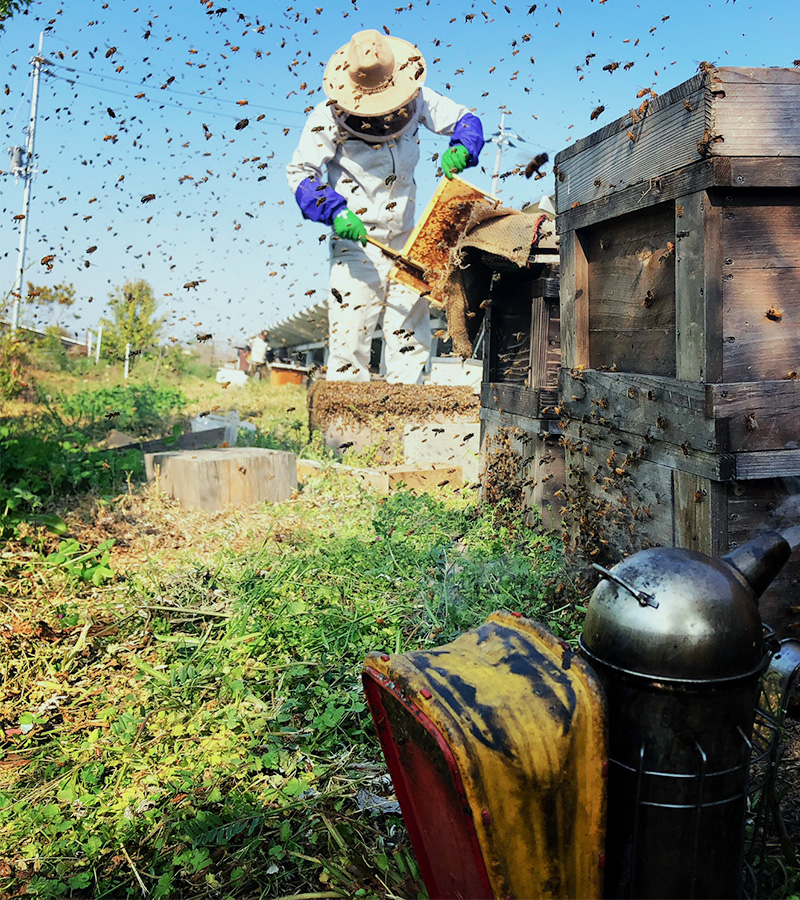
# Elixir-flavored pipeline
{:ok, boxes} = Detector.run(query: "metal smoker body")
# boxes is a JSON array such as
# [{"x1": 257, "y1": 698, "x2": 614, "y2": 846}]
[{"x1": 580, "y1": 533, "x2": 791, "y2": 899}]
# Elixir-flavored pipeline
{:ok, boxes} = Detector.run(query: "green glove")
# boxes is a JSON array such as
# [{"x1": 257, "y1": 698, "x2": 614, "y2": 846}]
[
  {"x1": 442, "y1": 144, "x2": 469, "y2": 180},
  {"x1": 333, "y1": 208, "x2": 367, "y2": 245}
]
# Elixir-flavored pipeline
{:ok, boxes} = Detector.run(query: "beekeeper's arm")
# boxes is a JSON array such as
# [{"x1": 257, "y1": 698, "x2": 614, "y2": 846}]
[
  {"x1": 417, "y1": 86, "x2": 485, "y2": 179},
  {"x1": 286, "y1": 105, "x2": 367, "y2": 244}
]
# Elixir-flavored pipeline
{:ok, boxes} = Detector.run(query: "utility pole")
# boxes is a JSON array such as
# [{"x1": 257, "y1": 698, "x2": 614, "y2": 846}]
[
  {"x1": 490, "y1": 112, "x2": 520, "y2": 197},
  {"x1": 9, "y1": 32, "x2": 45, "y2": 333}
]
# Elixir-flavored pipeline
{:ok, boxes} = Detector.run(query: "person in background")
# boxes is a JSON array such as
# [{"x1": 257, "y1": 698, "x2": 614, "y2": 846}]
[
  {"x1": 286, "y1": 29, "x2": 484, "y2": 384},
  {"x1": 248, "y1": 330, "x2": 270, "y2": 380}
]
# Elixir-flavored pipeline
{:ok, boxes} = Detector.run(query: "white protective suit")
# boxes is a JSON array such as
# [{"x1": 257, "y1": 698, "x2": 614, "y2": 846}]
[{"x1": 286, "y1": 86, "x2": 472, "y2": 383}]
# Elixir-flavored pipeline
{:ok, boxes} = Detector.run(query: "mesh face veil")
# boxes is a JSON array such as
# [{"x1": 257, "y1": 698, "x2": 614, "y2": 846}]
[{"x1": 336, "y1": 100, "x2": 417, "y2": 142}]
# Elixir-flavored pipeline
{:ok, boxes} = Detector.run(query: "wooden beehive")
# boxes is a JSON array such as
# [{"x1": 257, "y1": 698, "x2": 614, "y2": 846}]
[
  {"x1": 554, "y1": 66, "x2": 800, "y2": 636},
  {"x1": 478, "y1": 224, "x2": 564, "y2": 529}
]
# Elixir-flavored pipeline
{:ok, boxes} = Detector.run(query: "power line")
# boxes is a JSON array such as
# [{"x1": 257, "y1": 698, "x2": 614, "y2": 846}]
[
  {"x1": 47, "y1": 59, "x2": 308, "y2": 118},
  {"x1": 44, "y1": 70, "x2": 303, "y2": 131}
]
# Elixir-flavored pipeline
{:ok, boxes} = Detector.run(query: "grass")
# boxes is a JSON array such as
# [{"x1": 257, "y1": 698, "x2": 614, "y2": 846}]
[
  {"x1": 0, "y1": 484, "x2": 576, "y2": 900},
  {"x1": 2, "y1": 363, "x2": 797, "y2": 900}
]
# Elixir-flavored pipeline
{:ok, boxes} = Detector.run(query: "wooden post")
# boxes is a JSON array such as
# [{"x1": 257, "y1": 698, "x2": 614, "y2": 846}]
[
  {"x1": 95, "y1": 325, "x2": 102, "y2": 365},
  {"x1": 559, "y1": 229, "x2": 589, "y2": 370},
  {"x1": 124, "y1": 342, "x2": 130, "y2": 379},
  {"x1": 674, "y1": 191, "x2": 724, "y2": 382}
]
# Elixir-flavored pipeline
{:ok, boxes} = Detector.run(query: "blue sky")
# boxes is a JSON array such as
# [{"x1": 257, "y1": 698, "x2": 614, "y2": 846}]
[{"x1": 2, "y1": 0, "x2": 798, "y2": 348}]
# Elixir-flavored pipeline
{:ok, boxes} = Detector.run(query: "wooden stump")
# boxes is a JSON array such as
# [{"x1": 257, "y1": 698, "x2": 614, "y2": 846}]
[{"x1": 145, "y1": 448, "x2": 297, "y2": 512}]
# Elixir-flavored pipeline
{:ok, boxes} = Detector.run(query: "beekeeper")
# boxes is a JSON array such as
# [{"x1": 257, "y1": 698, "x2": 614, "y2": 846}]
[{"x1": 286, "y1": 29, "x2": 484, "y2": 384}]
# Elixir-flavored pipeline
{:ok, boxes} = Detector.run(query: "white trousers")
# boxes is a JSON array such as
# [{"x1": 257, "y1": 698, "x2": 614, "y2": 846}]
[{"x1": 327, "y1": 235, "x2": 431, "y2": 384}]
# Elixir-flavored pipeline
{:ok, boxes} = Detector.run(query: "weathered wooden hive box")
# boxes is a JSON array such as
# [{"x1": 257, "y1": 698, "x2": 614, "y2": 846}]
[
  {"x1": 479, "y1": 216, "x2": 564, "y2": 528},
  {"x1": 555, "y1": 66, "x2": 800, "y2": 634}
]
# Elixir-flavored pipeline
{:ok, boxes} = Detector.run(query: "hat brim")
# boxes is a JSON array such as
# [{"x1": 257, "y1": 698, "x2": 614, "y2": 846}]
[{"x1": 323, "y1": 35, "x2": 426, "y2": 117}]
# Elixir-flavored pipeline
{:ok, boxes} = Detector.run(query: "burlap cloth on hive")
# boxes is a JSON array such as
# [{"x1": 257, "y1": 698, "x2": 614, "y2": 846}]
[{"x1": 430, "y1": 206, "x2": 549, "y2": 358}]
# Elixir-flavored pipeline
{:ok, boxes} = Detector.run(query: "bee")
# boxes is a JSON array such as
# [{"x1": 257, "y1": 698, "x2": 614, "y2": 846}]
[
  {"x1": 590, "y1": 105, "x2": 605, "y2": 120},
  {"x1": 683, "y1": 100, "x2": 693, "y2": 112},
  {"x1": 385, "y1": 201, "x2": 397, "y2": 211},
  {"x1": 196, "y1": 333, "x2": 213, "y2": 342},
  {"x1": 745, "y1": 412, "x2": 758, "y2": 431},
  {"x1": 385, "y1": 174, "x2": 397, "y2": 186},
  {"x1": 339, "y1": 441, "x2": 354, "y2": 450},
  {"x1": 184, "y1": 280, "x2": 205, "y2": 290},
  {"x1": 105, "y1": 46, "x2": 116, "y2": 58},
  {"x1": 521, "y1": 152, "x2": 549, "y2": 181},
  {"x1": 238, "y1": 466, "x2": 247, "y2": 474},
  {"x1": 40, "y1": 254, "x2": 55, "y2": 265},
  {"x1": 220, "y1": 382, "x2": 231, "y2": 390},
  {"x1": 199, "y1": 410, "x2": 210, "y2": 418},
  {"x1": 235, "y1": 118, "x2": 249, "y2": 130},
  {"x1": 643, "y1": 289, "x2": 655, "y2": 308},
  {"x1": 87, "y1": 246, "x2": 97, "y2": 254},
  {"x1": 765, "y1": 307, "x2": 783, "y2": 321},
  {"x1": 104, "y1": 410, "x2": 120, "y2": 419},
  {"x1": 603, "y1": 62, "x2": 620, "y2": 73},
  {"x1": 697, "y1": 60, "x2": 715, "y2": 74},
  {"x1": 331, "y1": 287, "x2": 343, "y2": 303},
  {"x1": 696, "y1": 129, "x2": 723, "y2": 156},
  {"x1": 623, "y1": 62, "x2": 635, "y2": 71},
  {"x1": 141, "y1": 193, "x2": 156, "y2": 203}
]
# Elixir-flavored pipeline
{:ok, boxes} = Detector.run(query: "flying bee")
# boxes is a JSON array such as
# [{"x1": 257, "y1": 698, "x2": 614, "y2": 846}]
[
  {"x1": 141, "y1": 193, "x2": 156, "y2": 203},
  {"x1": 104, "y1": 410, "x2": 120, "y2": 419},
  {"x1": 40, "y1": 254, "x2": 55, "y2": 265},
  {"x1": 339, "y1": 441, "x2": 354, "y2": 450},
  {"x1": 196, "y1": 333, "x2": 213, "y2": 342},
  {"x1": 603, "y1": 61, "x2": 620, "y2": 73},
  {"x1": 235, "y1": 118, "x2": 249, "y2": 130},
  {"x1": 765, "y1": 307, "x2": 783, "y2": 321},
  {"x1": 525, "y1": 152, "x2": 548, "y2": 179},
  {"x1": 590, "y1": 105, "x2": 605, "y2": 120}
]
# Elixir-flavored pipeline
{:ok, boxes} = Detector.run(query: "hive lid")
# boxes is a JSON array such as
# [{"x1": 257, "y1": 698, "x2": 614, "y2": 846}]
[{"x1": 580, "y1": 545, "x2": 773, "y2": 683}]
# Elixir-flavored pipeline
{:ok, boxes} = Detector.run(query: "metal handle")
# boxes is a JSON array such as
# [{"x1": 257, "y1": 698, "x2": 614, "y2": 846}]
[{"x1": 592, "y1": 563, "x2": 659, "y2": 609}]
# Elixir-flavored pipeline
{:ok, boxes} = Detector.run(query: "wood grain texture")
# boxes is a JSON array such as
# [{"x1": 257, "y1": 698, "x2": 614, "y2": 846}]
[
  {"x1": 709, "y1": 381, "x2": 800, "y2": 452},
  {"x1": 722, "y1": 191, "x2": 800, "y2": 268},
  {"x1": 722, "y1": 267, "x2": 800, "y2": 381},
  {"x1": 555, "y1": 67, "x2": 800, "y2": 215},
  {"x1": 146, "y1": 448, "x2": 297, "y2": 512},
  {"x1": 559, "y1": 230, "x2": 589, "y2": 369},
  {"x1": 672, "y1": 470, "x2": 728, "y2": 555},
  {"x1": 583, "y1": 202, "x2": 676, "y2": 374}
]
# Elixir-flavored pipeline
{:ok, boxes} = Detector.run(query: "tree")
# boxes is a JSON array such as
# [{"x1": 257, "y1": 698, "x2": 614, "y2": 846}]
[
  {"x1": 99, "y1": 280, "x2": 166, "y2": 361},
  {"x1": 25, "y1": 281, "x2": 76, "y2": 331},
  {"x1": 0, "y1": 0, "x2": 32, "y2": 29}
]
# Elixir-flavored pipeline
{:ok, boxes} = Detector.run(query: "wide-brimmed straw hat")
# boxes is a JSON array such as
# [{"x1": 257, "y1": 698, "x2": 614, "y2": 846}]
[{"x1": 323, "y1": 29, "x2": 427, "y2": 117}]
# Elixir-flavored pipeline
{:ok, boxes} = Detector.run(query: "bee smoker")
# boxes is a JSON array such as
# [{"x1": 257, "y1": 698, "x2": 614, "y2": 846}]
[{"x1": 580, "y1": 532, "x2": 792, "y2": 899}]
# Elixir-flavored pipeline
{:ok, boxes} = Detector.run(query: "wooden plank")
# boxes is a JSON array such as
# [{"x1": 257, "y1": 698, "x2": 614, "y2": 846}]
[
  {"x1": 559, "y1": 369, "x2": 716, "y2": 445},
  {"x1": 563, "y1": 441, "x2": 675, "y2": 558},
  {"x1": 581, "y1": 201, "x2": 676, "y2": 374},
  {"x1": 556, "y1": 85, "x2": 710, "y2": 214},
  {"x1": 672, "y1": 470, "x2": 728, "y2": 556},
  {"x1": 722, "y1": 192, "x2": 800, "y2": 269},
  {"x1": 556, "y1": 67, "x2": 800, "y2": 217},
  {"x1": 734, "y1": 450, "x2": 800, "y2": 479},
  {"x1": 559, "y1": 230, "x2": 589, "y2": 369},
  {"x1": 530, "y1": 294, "x2": 549, "y2": 390},
  {"x1": 480, "y1": 404, "x2": 557, "y2": 436},
  {"x1": 709, "y1": 381, "x2": 800, "y2": 452},
  {"x1": 729, "y1": 157, "x2": 800, "y2": 187},
  {"x1": 674, "y1": 191, "x2": 724, "y2": 382},
  {"x1": 481, "y1": 382, "x2": 542, "y2": 419},
  {"x1": 722, "y1": 267, "x2": 800, "y2": 381},
  {"x1": 560, "y1": 418, "x2": 731, "y2": 481},
  {"x1": 711, "y1": 83, "x2": 800, "y2": 157},
  {"x1": 556, "y1": 159, "x2": 724, "y2": 234}
]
